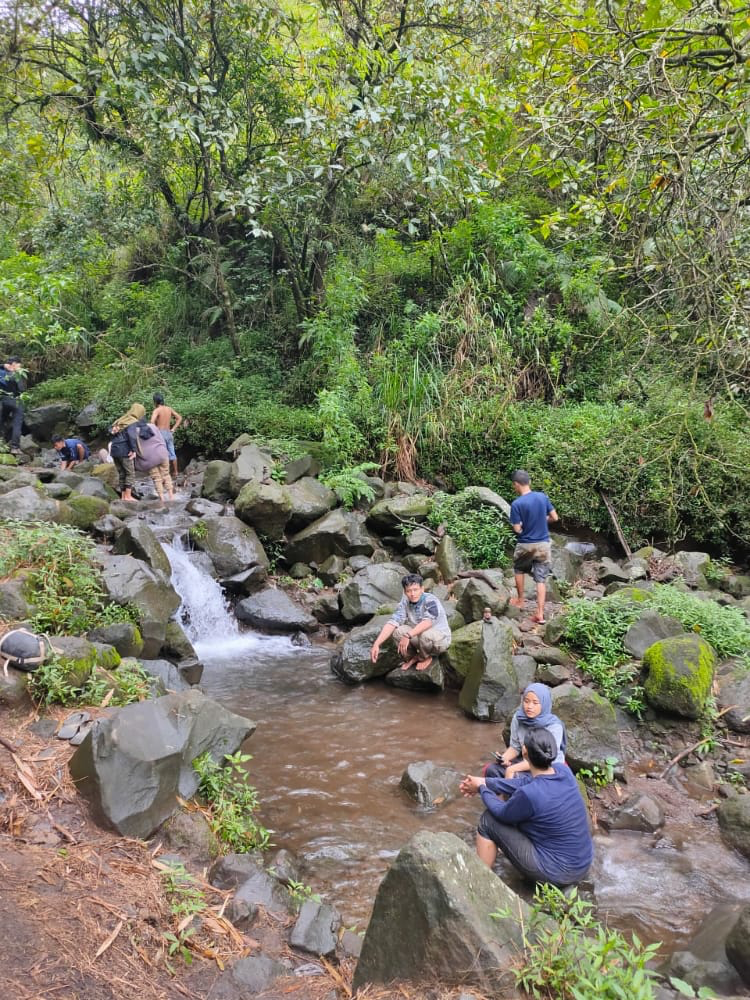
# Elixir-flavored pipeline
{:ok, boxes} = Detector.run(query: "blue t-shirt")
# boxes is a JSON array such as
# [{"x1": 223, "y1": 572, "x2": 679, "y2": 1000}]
[
  {"x1": 60, "y1": 438, "x2": 89, "y2": 462},
  {"x1": 481, "y1": 764, "x2": 593, "y2": 881},
  {"x1": 509, "y1": 491, "x2": 554, "y2": 543}
]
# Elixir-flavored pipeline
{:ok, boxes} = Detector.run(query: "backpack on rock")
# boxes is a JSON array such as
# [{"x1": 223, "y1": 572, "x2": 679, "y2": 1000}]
[{"x1": 0, "y1": 628, "x2": 46, "y2": 675}]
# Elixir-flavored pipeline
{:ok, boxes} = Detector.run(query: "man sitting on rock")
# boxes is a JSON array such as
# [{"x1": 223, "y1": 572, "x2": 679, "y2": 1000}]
[{"x1": 370, "y1": 573, "x2": 452, "y2": 672}]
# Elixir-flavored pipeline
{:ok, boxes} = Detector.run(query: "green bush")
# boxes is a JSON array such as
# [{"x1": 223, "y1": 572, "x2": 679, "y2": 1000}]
[
  {"x1": 193, "y1": 750, "x2": 271, "y2": 853},
  {"x1": 30, "y1": 655, "x2": 150, "y2": 707},
  {"x1": 428, "y1": 489, "x2": 514, "y2": 568}
]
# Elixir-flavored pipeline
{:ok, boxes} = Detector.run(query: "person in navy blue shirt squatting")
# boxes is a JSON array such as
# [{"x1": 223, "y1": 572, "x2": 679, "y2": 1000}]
[
  {"x1": 370, "y1": 573, "x2": 452, "y2": 673},
  {"x1": 52, "y1": 434, "x2": 90, "y2": 470},
  {"x1": 460, "y1": 728, "x2": 593, "y2": 888},
  {"x1": 508, "y1": 469, "x2": 558, "y2": 625}
]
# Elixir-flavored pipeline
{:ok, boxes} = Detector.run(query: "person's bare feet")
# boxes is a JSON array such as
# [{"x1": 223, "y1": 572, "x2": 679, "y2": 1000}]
[
  {"x1": 415, "y1": 657, "x2": 433, "y2": 672},
  {"x1": 509, "y1": 597, "x2": 525, "y2": 608},
  {"x1": 401, "y1": 656, "x2": 418, "y2": 671}
]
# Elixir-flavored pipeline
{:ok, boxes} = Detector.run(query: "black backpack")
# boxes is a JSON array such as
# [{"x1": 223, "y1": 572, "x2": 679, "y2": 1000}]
[{"x1": 0, "y1": 628, "x2": 46, "y2": 673}]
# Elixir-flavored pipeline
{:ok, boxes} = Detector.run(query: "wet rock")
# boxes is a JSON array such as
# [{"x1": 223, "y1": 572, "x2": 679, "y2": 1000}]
[
  {"x1": 86, "y1": 622, "x2": 144, "y2": 659},
  {"x1": 201, "y1": 460, "x2": 233, "y2": 501},
  {"x1": 330, "y1": 615, "x2": 400, "y2": 683},
  {"x1": 235, "y1": 480, "x2": 292, "y2": 541},
  {"x1": 551, "y1": 683, "x2": 623, "y2": 776},
  {"x1": 312, "y1": 593, "x2": 340, "y2": 624},
  {"x1": 69, "y1": 689, "x2": 255, "y2": 838},
  {"x1": 400, "y1": 761, "x2": 462, "y2": 808},
  {"x1": 95, "y1": 552, "x2": 180, "y2": 657},
  {"x1": 113, "y1": 520, "x2": 172, "y2": 578},
  {"x1": 236, "y1": 588, "x2": 318, "y2": 633},
  {"x1": 229, "y1": 443, "x2": 273, "y2": 497},
  {"x1": 0, "y1": 485, "x2": 59, "y2": 522},
  {"x1": 717, "y1": 664, "x2": 750, "y2": 734},
  {"x1": 162, "y1": 621, "x2": 198, "y2": 662},
  {"x1": 512, "y1": 653, "x2": 537, "y2": 690},
  {"x1": 75, "y1": 476, "x2": 112, "y2": 500},
  {"x1": 140, "y1": 658, "x2": 192, "y2": 695},
  {"x1": 535, "y1": 662, "x2": 571, "y2": 686},
  {"x1": 385, "y1": 660, "x2": 444, "y2": 691},
  {"x1": 25, "y1": 401, "x2": 71, "y2": 439},
  {"x1": 609, "y1": 794, "x2": 664, "y2": 832},
  {"x1": 718, "y1": 795, "x2": 750, "y2": 860},
  {"x1": 339, "y1": 563, "x2": 406, "y2": 623},
  {"x1": 192, "y1": 515, "x2": 269, "y2": 580},
  {"x1": 92, "y1": 513, "x2": 124, "y2": 539},
  {"x1": 186, "y1": 549, "x2": 218, "y2": 579},
  {"x1": 286, "y1": 477, "x2": 337, "y2": 531},
  {"x1": 434, "y1": 534, "x2": 469, "y2": 583},
  {"x1": 453, "y1": 577, "x2": 509, "y2": 623},
  {"x1": 643, "y1": 635, "x2": 716, "y2": 719},
  {"x1": 596, "y1": 558, "x2": 632, "y2": 585},
  {"x1": 283, "y1": 453, "x2": 319, "y2": 484},
  {"x1": 57, "y1": 493, "x2": 110, "y2": 531},
  {"x1": 0, "y1": 665, "x2": 31, "y2": 708},
  {"x1": 290, "y1": 900, "x2": 341, "y2": 957},
  {"x1": 208, "y1": 853, "x2": 266, "y2": 890},
  {"x1": 459, "y1": 619, "x2": 518, "y2": 722},
  {"x1": 0, "y1": 576, "x2": 33, "y2": 621},
  {"x1": 318, "y1": 554, "x2": 346, "y2": 585},
  {"x1": 352, "y1": 830, "x2": 528, "y2": 993},
  {"x1": 229, "y1": 868, "x2": 294, "y2": 925},
  {"x1": 268, "y1": 848, "x2": 301, "y2": 887},
  {"x1": 91, "y1": 463, "x2": 120, "y2": 492},
  {"x1": 227, "y1": 955, "x2": 291, "y2": 995},
  {"x1": 366, "y1": 493, "x2": 432, "y2": 533},
  {"x1": 285, "y1": 508, "x2": 375, "y2": 566},
  {"x1": 340, "y1": 929, "x2": 363, "y2": 959},
  {"x1": 404, "y1": 527, "x2": 436, "y2": 554},
  {"x1": 623, "y1": 610, "x2": 685, "y2": 659},
  {"x1": 185, "y1": 498, "x2": 223, "y2": 518},
  {"x1": 726, "y1": 904, "x2": 750, "y2": 988},
  {"x1": 675, "y1": 550, "x2": 711, "y2": 588}
]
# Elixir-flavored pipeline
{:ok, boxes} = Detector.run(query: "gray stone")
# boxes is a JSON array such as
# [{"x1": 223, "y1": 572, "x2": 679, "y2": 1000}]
[
  {"x1": 162, "y1": 621, "x2": 198, "y2": 663},
  {"x1": 312, "y1": 593, "x2": 340, "y2": 624},
  {"x1": 230, "y1": 955, "x2": 290, "y2": 995},
  {"x1": 405, "y1": 528, "x2": 436, "y2": 554},
  {"x1": 453, "y1": 577, "x2": 509, "y2": 623},
  {"x1": 0, "y1": 471, "x2": 39, "y2": 494},
  {"x1": 24, "y1": 401, "x2": 71, "y2": 439},
  {"x1": 236, "y1": 588, "x2": 318, "y2": 633},
  {"x1": 348, "y1": 554, "x2": 371, "y2": 572},
  {"x1": 331, "y1": 615, "x2": 400, "y2": 683},
  {"x1": 535, "y1": 662, "x2": 571, "y2": 686},
  {"x1": 366, "y1": 493, "x2": 433, "y2": 533},
  {"x1": 86, "y1": 622, "x2": 144, "y2": 659},
  {"x1": 643, "y1": 635, "x2": 716, "y2": 719},
  {"x1": 0, "y1": 486, "x2": 59, "y2": 522},
  {"x1": 352, "y1": 830, "x2": 528, "y2": 992},
  {"x1": 225, "y1": 433, "x2": 255, "y2": 456},
  {"x1": 75, "y1": 476, "x2": 112, "y2": 500},
  {"x1": 527, "y1": 645, "x2": 572, "y2": 666},
  {"x1": 318, "y1": 555, "x2": 347, "y2": 586},
  {"x1": 0, "y1": 665, "x2": 31, "y2": 708},
  {"x1": 551, "y1": 683, "x2": 623, "y2": 776},
  {"x1": 113, "y1": 520, "x2": 172, "y2": 579},
  {"x1": 459, "y1": 619, "x2": 518, "y2": 722},
  {"x1": 288, "y1": 562, "x2": 311, "y2": 579},
  {"x1": 340, "y1": 929, "x2": 363, "y2": 959},
  {"x1": 290, "y1": 900, "x2": 341, "y2": 957},
  {"x1": 140, "y1": 658, "x2": 192, "y2": 695},
  {"x1": 229, "y1": 443, "x2": 274, "y2": 497},
  {"x1": 285, "y1": 508, "x2": 375, "y2": 566},
  {"x1": 193, "y1": 515, "x2": 269, "y2": 580},
  {"x1": 717, "y1": 665, "x2": 750, "y2": 734},
  {"x1": 93, "y1": 513, "x2": 125, "y2": 539},
  {"x1": 186, "y1": 549, "x2": 218, "y2": 578},
  {"x1": 235, "y1": 480, "x2": 292, "y2": 541},
  {"x1": 185, "y1": 498, "x2": 224, "y2": 518},
  {"x1": 596, "y1": 557, "x2": 631, "y2": 585},
  {"x1": 201, "y1": 460, "x2": 233, "y2": 501},
  {"x1": 229, "y1": 868, "x2": 295, "y2": 925},
  {"x1": 385, "y1": 660, "x2": 444, "y2": 692},
  {"x1": 400, "y1": 761, "x2": 462, "y2": 808},
  {"x1": 69, "y1": 689, "x2": 254, "y2": 837},
  {"x1": 468, "y1": 486, "x2": 511, "y2": 518},
  {"x1": 512, "y1": 653, "x2": 537, "y2": 691},
  {"x1": 286, "y1": 477, "x2": 337, "y2": 531},
  {"x1": 434, "y1": 534, "x2": 469, "y2": 582},
  {"x1": 623, "y1": 610, "x2": 685, "y2": 659},
  {"x1": 726, "y1": 905, "x2": 750, "y2": 988},
  {"x1": 95, "y1": 552, "x2": 180, "y2": 657},
  {"x1": 721, "y1": 575, "x2": 750, "y2": 600},
  {"x1": 550, "y1": 543, "x2": 582, "y2": 584},
  {"x1": 75, "y1": 402, "x2": 100, "y2": 429},
  {"x1": 47, "y1": 635, "x2": 99, "y2": 688},
  {"x1": 158, "y1": 808, "x2": 217, "y2": 863},
  {"x1": 43, "y1": 482, "x2": 72, "y2": 499},
  {"x1": 176, "y1": 658, "x2": 203, "y2": 686},
  {"x1": 208, "y1": 852, "x2": 266, "y2": 890},
  {"x1": 609, "y1": 793, "x2": 664, "y2": 832},
  {"x1": 0, "y1": 577, "x2": 33, "y2": 621},
  {"x1": 283, "y1": 453, "x2": 319, "y2": 484},
  {"x1": 675, "y1": 550, "x2": 711, "y2": 588},
  {"x1": 268, "y1": 848, "x2": 301, "y2": 887},
  {"x1": 339, "y1": 563, "x2": 406, "y2": 623},
  {"x1": 444, "y1": 620, "x2": 483, "y2": 680},
  {"x1": 418, "y1": 559, "x2": 441, "y2": 582},
  {"x1": 718, "y1": 795, "x2": 750, "y2": 860}
]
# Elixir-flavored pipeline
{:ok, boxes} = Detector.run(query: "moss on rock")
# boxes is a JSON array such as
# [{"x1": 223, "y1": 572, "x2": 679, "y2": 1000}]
[
  {"x1": 643, "y1": 634, "x2": 716, "y2": 719},
  {"x1": 57, "y1": 494, "x2": 110, "y2": 531}
]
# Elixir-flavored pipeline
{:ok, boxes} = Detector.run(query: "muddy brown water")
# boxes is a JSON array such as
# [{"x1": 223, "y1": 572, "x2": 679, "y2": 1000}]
[{"x1": 196, "y1": 633, "x2": 750, "y2": 953}]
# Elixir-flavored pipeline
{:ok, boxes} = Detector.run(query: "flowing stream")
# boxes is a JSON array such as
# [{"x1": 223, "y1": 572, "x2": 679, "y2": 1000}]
[{"x1": 165, "y1": 543, "x2": 750, "y2": 955}]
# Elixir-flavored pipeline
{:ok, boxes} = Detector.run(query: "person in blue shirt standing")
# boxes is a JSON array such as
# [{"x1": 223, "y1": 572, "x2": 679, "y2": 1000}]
[
  {"x1": 52, "y1": 434, "x2": 90, "y2": 470},
  {"x1": 460, "y1": 729, "x2": 593, "y2": 888},
  {"x1": 508, "y1": 469, "x2": 558, "y2": 625}
]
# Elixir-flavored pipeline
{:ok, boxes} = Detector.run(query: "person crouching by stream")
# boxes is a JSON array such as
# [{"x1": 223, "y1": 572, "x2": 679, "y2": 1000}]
[
  {"x1": 460, "y1": 729, "x2": 593, "y2": 888},
  {"x1": 52, "y1": 434, "x2": 90, "y2": 470},
  {"x1": 370, "y1": 573, "x2": 452, "y2": 672}
]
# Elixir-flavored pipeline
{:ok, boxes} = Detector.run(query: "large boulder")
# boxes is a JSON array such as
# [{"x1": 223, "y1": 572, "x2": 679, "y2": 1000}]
[
  {"x1": 47, "y1": 635, "x2": 101, "y2": 688},
  {"x1": 400, "y1": 761, "x2": 462, "y2": 808},
  {"x1": 0, "y1": 576, "x2": 34, "y2": 621},
  {"x1": 622, "y1": 610, "x2": 685, "y2": 659},
  {"x1": 331, "y1": 615, "x2": 400, "y2": 683},
  {"x1": 366, "y1": 493, "x2": 433, "y2": 534},
  {"x1": 95, "y1": 552, "x2": 181, "y2": 657},
  {"x1": 643, "y1": 635, "x2": 716, "y2": 719},
  {"x1": 469, "y1": 486, "x2": 511, "y2": 518},
  {"x1": 453, "y1": 577, "x2": 509, "y2": 623},
  {"x1": 24, "y1": 401, "x2": 71, "y2": 439},
  {"x1": 434, "y1": 534, "x2": 469, "y2": 582},
  {"x1": 353, "y1": 830, "x2": 528, "y2": 993},
  {"x1": 192, "y1": 515, "x2": 269, "y2": 581},
  {"x1": 55, "y1": 494, "x2": 110, "y2": 531},
  {"x1": 290, "y1": 900, "x2": 341, "y2": 957},
  {"x1": 717, "y1": 796, "x2": 750, "y2": 861},
  {"x1": 0, "y1": 666, "x2": 31, "y2": 708},
  {"x1": 201, "y1": 460, "x2": 233, "y2": 501},
  {"x1": 87, "y1": 622, "x2": 144, "y2": 659},
  {"x1": 285, "y1": 508, "x2": 375, "y2": 566},
  {"x1": 140, "y1": 658, "x2": 192, "y2": 695},
  {"x1": 75, "y1": 476, "x2": 112, "y2": 500},
  {"x1": 339, "y1": 563, "x2": 406, "y2": 623},
  {"x1": 717, "y1": 663, "x2": 750, "y2": 734},
  {"x1": 551, "y1": 683, "x2": 623, "y2": 775},
  {"x1": 726, "y1": 905, "x2": 750, "y2": 988},
  {"x1": 0, "y1": 486, "x2": 58, "y2": 522},
  {"x1": 675, "y1": 550, "x2": 711, "y2": 589},
  {"x1": 458, "y1": 619, "x2": 518, "y2": 722},
  {"x1": 69, "y1": 689, "x2": 255, "y2": 838},
  {"x1": 234, "y1": 480, "x2": 292, "y2": 541},
  {"x1": 443, "y1": 620, "x2": 483, "y2": 679},
  {"x1": 385, "y1": 660, "x2": 444, "y2": 691},
  {"x1": 75, "y1": 401, "x2": 100, "y2": 429},
  {"x1": 235, "y1": 588, "x2": 318, "y2": 633},
  {"x1": 286, "y1": 476, "x2": 337, "y2": 530},
  {"x1": 229, "y1": 443, "x2": 273, "y2": 497},
  {"x1": 113, "y1": 520, "x2": 172, "y2": 579}
]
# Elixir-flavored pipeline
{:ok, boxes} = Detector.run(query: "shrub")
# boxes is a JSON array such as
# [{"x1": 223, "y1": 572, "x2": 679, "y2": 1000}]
[
  {"x1": 321, "y1": 462, "x2": 380, "y2": 509},
  {"x1": 428, "y1": 489, "x2": 515, "y2": 568},
  {"x1": 193, "y1": 750, "x2": 271, "y2": 853}
]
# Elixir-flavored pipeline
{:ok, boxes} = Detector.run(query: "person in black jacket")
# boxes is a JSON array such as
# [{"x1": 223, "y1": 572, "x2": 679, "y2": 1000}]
[
  {"x1": 0, "y1": 357, "x2": 25, "y2": 453},
  {"x1": 109, "y1": 403, "x2": 146, "y2": 501}
]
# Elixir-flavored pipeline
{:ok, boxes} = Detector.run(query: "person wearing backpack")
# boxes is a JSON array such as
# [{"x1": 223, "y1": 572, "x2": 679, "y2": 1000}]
[
  {"x1": 52, "y1": 434, "x2": 91, "y2": 470},
  {"x1": 133, "y1": 417, "x2": 174, "y2": 503},
  {"x1": 0, "y1": 357, "x2": 26, "y2": 454},
  {"x1": 109, "y1": 403, "x2": 145, "y2": 502}
]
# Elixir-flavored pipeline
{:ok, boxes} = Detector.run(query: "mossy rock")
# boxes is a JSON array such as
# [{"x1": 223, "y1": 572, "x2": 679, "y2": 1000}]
[
  {"x1": 91, "y1": 642, "x2": 122, "y2": 671},
  {"x1": 57, "y1": 494, "x2": 110, "y2": 531},
  {"x1": 443, "y1": 620, "x2": 483, "y2": 679},
  {"x1": 643, "y1": 634, "x2": 716, "y2": 719},
  {"x1": 610, "y1": 586, "x2": 651, "y2": 603},
  {"x1": 48, "y1": 636, "x2": 99, "y2": 689},
  {"x1": 91, "y1": 463, "x2": 120, "y2": 492}
]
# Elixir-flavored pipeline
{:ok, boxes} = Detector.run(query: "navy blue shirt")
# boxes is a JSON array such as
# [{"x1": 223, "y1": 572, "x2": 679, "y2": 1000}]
[
  {"x1": 59, "y1": 437, "x2": 89, "y2": 462},
  {"x1": 509, "y1": 491, "x2": 555, "y2": 543},
  {"x1": 480, "y1": 764, "x2": 593, "y2": 881}
]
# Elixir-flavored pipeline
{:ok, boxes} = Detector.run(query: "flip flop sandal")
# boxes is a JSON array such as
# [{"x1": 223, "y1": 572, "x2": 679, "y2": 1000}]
[
  {"x1": 56, "y1": 711, "x2": 91, "y2": 741},
  {"x1": 69, "y1": 719, "x2": 95, "y2": 746}
]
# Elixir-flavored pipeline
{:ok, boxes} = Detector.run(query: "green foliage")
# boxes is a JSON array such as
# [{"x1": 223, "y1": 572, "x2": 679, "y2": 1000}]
[
  {"x1": 28, "y1": 654, "x2": 79, "y2": 707},
  {"x1": 193, "y1": 750, "x2": 271, "y2": 853},
  {"x1": 161, "y1": 861, "x2": 207, "y2": 968},
  {"x1": 0, "y1": 521, "x2": 138, "y2": 634},
  {"x1": 286, "y1": 879, "x2": 322, "y2": 907},
  {"x1": 29, "y1": 654, "x2": 150, "y2": 707},
  {"x1": 428, "y1": 489, "x2": 514, "y2": 568},
  {"x1": 644, "y1": 588, "x2": 750, "y2": 663},
  {"x1": 321, "y1": 462, "x2": 380, "y2": 510},
  {"x1": 577, "y1": 758, "x2": 618, "y2": 788},
  {"x1": 497, "y1": 884, "x2": 661, "y2": 1000},
  {"x1": 668, "y1": 976, "x2": 718, "y2": 999}
]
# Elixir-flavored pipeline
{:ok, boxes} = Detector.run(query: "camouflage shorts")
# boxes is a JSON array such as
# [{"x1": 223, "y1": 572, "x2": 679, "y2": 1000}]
[{"x1": 513, "y1": 542, "x2": 552, "y2": 583}]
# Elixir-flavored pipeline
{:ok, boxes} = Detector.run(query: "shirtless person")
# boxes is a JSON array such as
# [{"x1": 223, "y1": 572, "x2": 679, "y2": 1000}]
[{"x1": 150, "y1": 393, "x2": 182, "y2": 479}]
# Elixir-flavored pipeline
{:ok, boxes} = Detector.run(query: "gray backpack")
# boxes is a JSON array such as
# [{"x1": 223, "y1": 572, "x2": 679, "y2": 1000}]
[{"x1": 0, "y1": 628, "x2": 46, "y2": 674}]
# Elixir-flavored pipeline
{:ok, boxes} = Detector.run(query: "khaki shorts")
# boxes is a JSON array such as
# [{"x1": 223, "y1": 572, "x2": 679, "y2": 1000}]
[
  {"x1": 393, "y1": 624, "x2": 451, "y2": 659},
  {"x1": 513, "y1": 542, "x2": 552, "y2": 583}
]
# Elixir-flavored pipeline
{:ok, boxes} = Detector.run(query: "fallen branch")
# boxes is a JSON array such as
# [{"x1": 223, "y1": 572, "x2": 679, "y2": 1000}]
[
  {"x1": 659, "y1": 705, "x2": 737, "y2": 778},
  {"x1": 599, "y1": 490, "x2": 632, "y2": 560},
  {"x1": 0, "y1": 734, "x2": 18, "y2": 754}
]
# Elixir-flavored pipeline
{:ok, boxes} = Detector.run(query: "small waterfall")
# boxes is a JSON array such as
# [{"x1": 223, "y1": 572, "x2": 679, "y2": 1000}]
[{"x1": 163, "y1": 536, "x2": 239, "y2": 645}]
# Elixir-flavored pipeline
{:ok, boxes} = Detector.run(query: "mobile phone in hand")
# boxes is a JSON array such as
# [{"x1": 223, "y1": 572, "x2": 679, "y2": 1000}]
[{"x1": 492, "y1": 751, "x2": 503, "y2": 761}]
